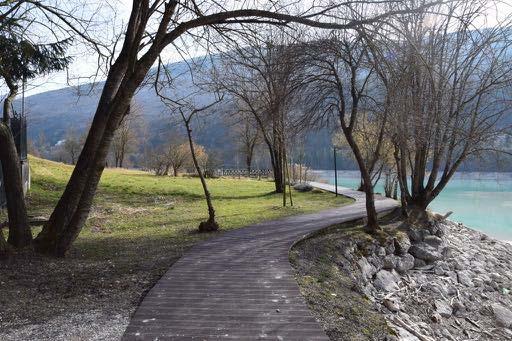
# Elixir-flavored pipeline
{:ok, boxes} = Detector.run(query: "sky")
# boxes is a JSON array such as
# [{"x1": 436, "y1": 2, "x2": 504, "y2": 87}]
[{"x1": 5, "y1": 0, "x2": 512, "y2": 98}]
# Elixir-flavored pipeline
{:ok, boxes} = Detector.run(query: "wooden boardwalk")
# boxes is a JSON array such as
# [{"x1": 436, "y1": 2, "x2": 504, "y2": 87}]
[{"x1": 123, "y1": 183, "x2": 397, "y2": 340}]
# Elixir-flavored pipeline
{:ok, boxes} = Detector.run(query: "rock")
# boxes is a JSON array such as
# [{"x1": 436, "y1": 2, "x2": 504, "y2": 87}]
[
  {"x1": 491, "y1": 303, "x2": 512, "y2": 328},
  {"x1": 451, "y1": 259, "x2": 465, "y2": 270},
  {"x1": 434, "y1": 300, "x2": 453, "y2": 318},
  {"x1": 457, "y1": 270, "x2": 474, "y2": 287},
  {"x1": 428, "y1": 223, "x2": 447, "y2": 238},
  {"x1": 368, "y1": 255, "x2": 384, "y2": 272},
  {"x1": 377, "y1": 247, "x2": 386, "y2": 257},
  {"x1": 409, "y1": 243, "x2": 442, "y2": 262},
  {"x1": 452, "y1": 301, "x2": 466, "y2": 317},
  {"x1": 424, "y1": 235, "x2": 444, "y2": 248},
  {"x1": 383, "y1": 255, "x2": 398, "y2": 270},
  {"x1": 374, "y1": 270, "x2": 399, "y2": 292},
  {"x1": 383, "y1": 238, "x2": 396, "y2": 255},
  {"x1": 442, "y1": 247, "x2": 454, "y2": 258},
  {"x1": 407, "y1": 228, "x2": 424, "y2": 243},
  {"x1": 383, "y1": 298, "x2": 400, "y2": 312},
  {"x1": 431, "y1": 312, "x2": 442, "y2": 323},
  {"x1": 414, "y1": 258, "x2": 427, "y2": 268},
  {"x1": 396, "y1": 254, "x2": 415, "y2": 273},
  {"x1": 293, "y1": 183, "x2": 313, "y2": 192},
  {"x1": 357, "y1": 257, "x2": 376, "y2": 280},
  {"x1": 394, "y1": 234, "x2": 411, "y2": 255},
  {"x1": 446, "y1": 285, "x2": 457, "y2": 296}
]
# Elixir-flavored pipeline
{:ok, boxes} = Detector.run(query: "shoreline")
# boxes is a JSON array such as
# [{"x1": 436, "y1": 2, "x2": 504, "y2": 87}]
[
  {"x1": 292, "y1": 216, "x2": 512, "y2": 340},
  {"x1": 313, "y1": 178, "x2": 512, "y2": 244}
]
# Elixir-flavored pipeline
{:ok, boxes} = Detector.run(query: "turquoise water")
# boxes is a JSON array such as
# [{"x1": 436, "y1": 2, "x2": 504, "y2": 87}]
[{"x1": 314, "y1": 170, "x2": 512, "y2": 240}]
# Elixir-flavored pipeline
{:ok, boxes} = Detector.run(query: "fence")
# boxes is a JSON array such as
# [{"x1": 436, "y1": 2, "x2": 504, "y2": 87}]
[
  {"x1": 0, "y1": 116, "x2": 29, "y2": 208},
  {"x1": 218, "y1": 169, "x2": 272, "y2": 178}
]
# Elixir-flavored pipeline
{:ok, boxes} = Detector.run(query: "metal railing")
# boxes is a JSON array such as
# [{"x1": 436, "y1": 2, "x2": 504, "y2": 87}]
[{"x1": 219, "y1": 169, "x2": 272, "y2": 178}]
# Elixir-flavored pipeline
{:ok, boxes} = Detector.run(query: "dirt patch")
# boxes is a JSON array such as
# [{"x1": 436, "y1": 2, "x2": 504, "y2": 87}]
[{"x1": 0, "y1": 239, "x2": 195, "y2": 341}]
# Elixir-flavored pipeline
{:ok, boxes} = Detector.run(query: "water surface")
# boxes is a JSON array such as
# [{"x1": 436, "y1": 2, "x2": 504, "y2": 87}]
[{"x1": 313, "y1": 170, "x2": 512, "y2": 240}]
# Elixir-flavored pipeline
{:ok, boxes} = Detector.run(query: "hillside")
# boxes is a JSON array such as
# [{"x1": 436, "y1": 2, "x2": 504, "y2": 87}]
[
  {"x1": 15, "y1": 59, "x2": 351, "y2": 170},
  {"x1": 16, "y1": 59, "x2": 512, "y2": 171}
]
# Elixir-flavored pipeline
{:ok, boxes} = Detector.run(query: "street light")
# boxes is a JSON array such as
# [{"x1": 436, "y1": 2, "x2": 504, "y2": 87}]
[{"x1": 333, "y1": 147, "x2": 338, "y2": 197}]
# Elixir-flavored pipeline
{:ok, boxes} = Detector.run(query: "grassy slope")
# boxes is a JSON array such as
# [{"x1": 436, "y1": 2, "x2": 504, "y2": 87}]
[
  {"x1": 0, "y1": 156, "x2": 352, "y2": 338},
  {"x1": 27, "y1": 156, "x2": 351, "y2": 258}
]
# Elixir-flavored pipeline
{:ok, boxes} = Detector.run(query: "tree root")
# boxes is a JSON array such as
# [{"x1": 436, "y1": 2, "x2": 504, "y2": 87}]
[{"x1": 198, "y1": 219, "x2": 220, "y2": 233}]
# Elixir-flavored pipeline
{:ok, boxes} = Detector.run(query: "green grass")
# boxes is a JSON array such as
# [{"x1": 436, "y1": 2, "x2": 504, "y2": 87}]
[
  {"x1": 24, "y1": 156, "x2": 352, "y2": 259},
  {"x1": 0, "y1": 156, "x2": 353, "y2": 333}
]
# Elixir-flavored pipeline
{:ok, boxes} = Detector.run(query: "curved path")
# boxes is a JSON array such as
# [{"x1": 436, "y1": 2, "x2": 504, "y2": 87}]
[{"x1": 123, "y1": 183, "x2": 397, "y2": 340}]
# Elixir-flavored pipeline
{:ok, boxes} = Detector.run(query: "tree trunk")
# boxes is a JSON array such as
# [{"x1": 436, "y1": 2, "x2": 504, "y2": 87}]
[
  {"x1": 0, "y1": 122, "x2": 32, "y2": 248},
  {"x1": 0, "y1": 227, "x2": 10, "y2": 258},
  {"x1": 32, "y1": 25, "x2": 159, "y2": 255},
  {"x1": 3, "y1": 83, "x2": 17, "y2": 125},
  {"x1": 34, "y1": 75, "x2": 136, "y2": 256},
  {"x1": 185, "y1": 121, "x2": 218, "y2": 232},
  {"x1": 342, "y1": 127, "x2": 380, "y2": 232}
]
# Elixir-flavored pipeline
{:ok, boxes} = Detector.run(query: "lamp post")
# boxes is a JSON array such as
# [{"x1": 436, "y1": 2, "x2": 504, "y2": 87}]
[{"x1": 333, "y1": 147, "x2": 338, "y2": 197}]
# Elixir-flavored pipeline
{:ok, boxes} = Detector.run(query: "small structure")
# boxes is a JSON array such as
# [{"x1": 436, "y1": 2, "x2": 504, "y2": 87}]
[{"x1": 0, "y1": 115, "x2": 30, "y2": 208}]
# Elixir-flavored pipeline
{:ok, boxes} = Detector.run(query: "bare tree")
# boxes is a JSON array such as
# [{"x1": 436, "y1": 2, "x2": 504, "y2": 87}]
[
  {"x1": 158, "y1": 83, "x2": 223, "y2": 232},
  {"x1": 62, "y1": 127, "x2": 84, "y2": 165},
  {"x1": 214, "y1": 29, "x2": 308, "y2": 195},
  {"x1": 302, "y1": 31, "x2": 389, "y2": 232},
  {"x1": 386, "y1": 0, "x2": 512, "y2": 215},
  {"x1": 111, "y1": 103, "x2": 143, "y2": 168},
  {"x1": 227, "y1": 111, "x2": 260, "y2": 175},
  {"x1": 0, "y1": 0, "x2": 108, "y2": 251},
  {"x1": 29, "y1": 0, "x2": 447, "y2": 256},
  {"x1": 167, "y1": 140, "x2": 191, "y2": 176}
]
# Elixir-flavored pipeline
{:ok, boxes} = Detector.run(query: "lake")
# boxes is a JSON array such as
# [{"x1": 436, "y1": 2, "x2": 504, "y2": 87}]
[{"x1": 313, "y1": 170, "x2": 512, "y2": 241}]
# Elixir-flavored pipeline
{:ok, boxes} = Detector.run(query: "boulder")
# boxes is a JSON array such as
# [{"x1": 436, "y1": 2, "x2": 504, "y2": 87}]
[
  {"x1": 383, "y1": 238, "x2": 396, "y2": 255},
  {"x1": 428, "y1": 223, "x2": 447, "y2": 238},
  {"x1": 394, "y1": 234, "x2": 411, "y2": 255},
  {"x1": 431, "y1": 312, "x2": 442, "y2": 323},
  {"x1": 424, "y1": 235, "x2": 444, "y2": 248},
  {"x1": 396, "y1": 254, "x2": 415, "y2": 273},
  {"x1": 457, "y1": 270, "x2": 474, "y2": 287},
  {"x1": 374, "y1": 270, "x2": 399, "y2": 292},
  {"x1": 383, "y1": 255, "x2": 398, "y2": 270},
  {"x1": 434, "y1": 300, "x2": 453, "y2": 318},
  {"x1": 293, "y1": 183, "x2": 313, "y2": 192},
  {"x1": 407, "y1": 228, "x2": 424, "y2": 243},
  {"x1": 414, "y1": 258, "x2": 427, "y2": 268},
  {"x1": 491, "y1": 303, "x2": 512, "y2": 328},
  {"x1": 357, "y1": 257, "x2": 377, "y2": 280},
  {"x1": 383, "y1": 298, "x2": 400, "y2": 312},
  {"x1": 409, "y1": 243, "x2": 443, "y2": 262}
]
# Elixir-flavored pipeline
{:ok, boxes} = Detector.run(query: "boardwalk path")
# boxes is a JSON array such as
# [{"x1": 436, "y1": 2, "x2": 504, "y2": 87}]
[{"x1": 123, "y1": 183, "x2": 397, "y2": 340}]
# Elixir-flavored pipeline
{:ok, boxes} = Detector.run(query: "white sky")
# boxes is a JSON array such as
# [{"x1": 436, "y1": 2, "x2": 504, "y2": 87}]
[{"x1": 7, "y1": 0, "x2": 512, "y2": 97}]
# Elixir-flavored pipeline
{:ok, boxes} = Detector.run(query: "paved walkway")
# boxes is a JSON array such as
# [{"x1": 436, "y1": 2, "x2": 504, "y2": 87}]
[{"x1": 123, "y1": 183, "x2": 397, "y2": 340}]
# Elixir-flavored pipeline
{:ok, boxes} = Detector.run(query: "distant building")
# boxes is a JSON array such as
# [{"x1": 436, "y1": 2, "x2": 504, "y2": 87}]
[{"x1": 0, "y1": 116, "x2": 30, "y2": 208}]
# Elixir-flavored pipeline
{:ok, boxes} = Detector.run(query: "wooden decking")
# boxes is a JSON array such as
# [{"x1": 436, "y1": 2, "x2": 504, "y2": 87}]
[{"x1": 122, "y1": 183, "x2": 397, "y2": 340}]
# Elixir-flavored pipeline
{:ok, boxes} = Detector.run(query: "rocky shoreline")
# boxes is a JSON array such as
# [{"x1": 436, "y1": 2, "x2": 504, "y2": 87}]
[
  {"x1": 361, "y1": 218, "x2": 512, "y2": 340},
  {"x1": 291, "y1": 214, "x2": 512, "y2": 340}
]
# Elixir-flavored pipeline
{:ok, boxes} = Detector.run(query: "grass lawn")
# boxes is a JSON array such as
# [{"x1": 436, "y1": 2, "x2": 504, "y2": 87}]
[{"x1": 0, "y1": 156, "x2": 352, "y2": 340}]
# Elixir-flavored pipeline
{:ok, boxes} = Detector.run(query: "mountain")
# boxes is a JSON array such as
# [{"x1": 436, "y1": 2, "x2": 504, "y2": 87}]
[{"x1": 15, "y1": 59, "x2": 511, "y2": 171}]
